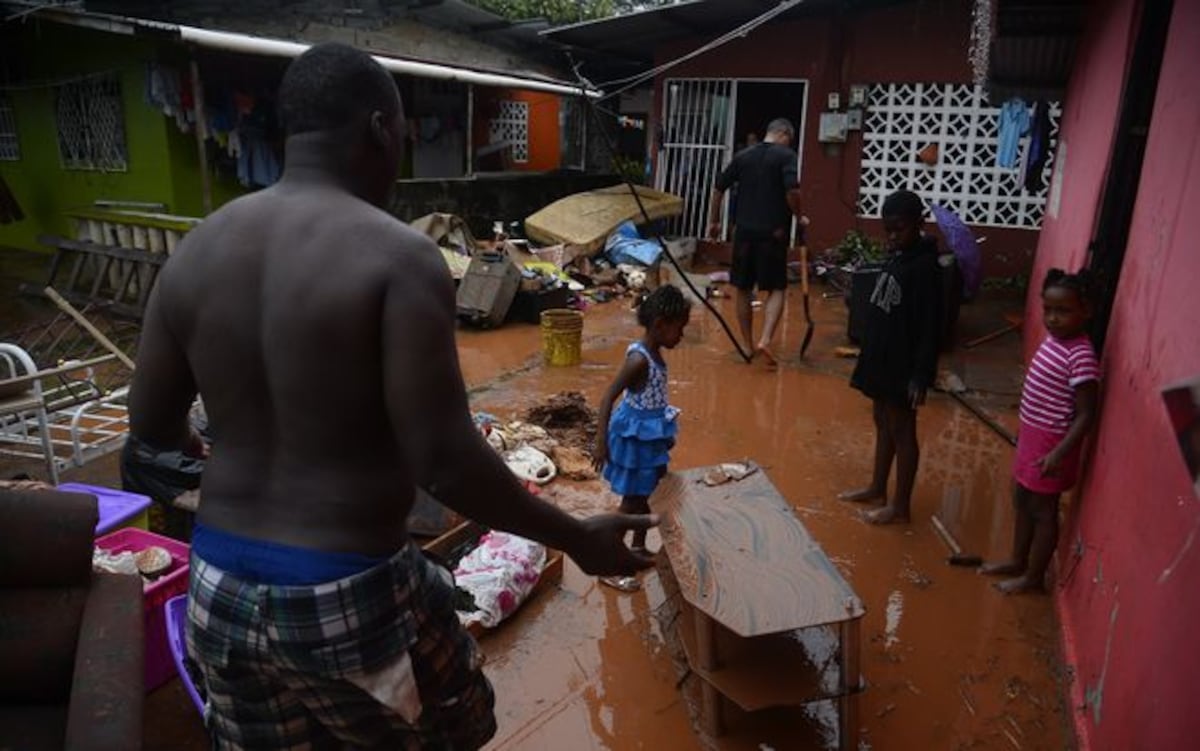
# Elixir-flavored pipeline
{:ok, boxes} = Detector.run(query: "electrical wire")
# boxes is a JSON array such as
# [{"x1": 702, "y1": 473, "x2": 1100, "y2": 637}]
[
  {"x1": 570, "y1": 60, "x2": 752, "y2": 364},
  {"x1": 593, "y1": 0, "x2": 808, "y2": 104}
]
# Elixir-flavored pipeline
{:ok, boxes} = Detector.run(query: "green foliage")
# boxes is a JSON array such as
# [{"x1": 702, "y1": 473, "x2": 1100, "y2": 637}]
[
  {"x1": 469, "y1": 1, "x2": 674, "y2": 24},
  {"x1": 831, "y1": 229, "x2": 887, "y2": 267},
  {"x1": 471, "y1": 0, "x2": 614, "y2": 24}
]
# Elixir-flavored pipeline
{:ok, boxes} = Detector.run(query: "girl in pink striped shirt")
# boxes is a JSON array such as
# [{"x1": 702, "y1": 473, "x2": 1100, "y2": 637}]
[{"x1": 983, "y1": 269, "x2": 1100, "y2": 594}]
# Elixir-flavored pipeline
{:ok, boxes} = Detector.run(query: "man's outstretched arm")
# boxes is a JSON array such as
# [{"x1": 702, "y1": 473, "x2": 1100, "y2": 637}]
[{"x1": 380, "y1": 235, "x2": 655, "y2": 576}]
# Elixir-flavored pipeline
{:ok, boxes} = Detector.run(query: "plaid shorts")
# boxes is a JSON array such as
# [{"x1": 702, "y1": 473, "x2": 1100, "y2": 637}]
[{"x1": 187, "y1": 541, "x2": 496, "y2": 750}]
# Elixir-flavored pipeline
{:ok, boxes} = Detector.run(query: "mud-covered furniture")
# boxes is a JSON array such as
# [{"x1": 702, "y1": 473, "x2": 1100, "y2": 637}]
[
  {"x1": 0, "y1": 488, "x2": 144, "y2": 750},
  {"x1": 651, "y1": 466, "x2": 866, "y2": 749}
]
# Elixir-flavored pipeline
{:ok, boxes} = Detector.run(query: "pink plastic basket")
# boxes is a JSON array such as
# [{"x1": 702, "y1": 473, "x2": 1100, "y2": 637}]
[
  {"x1": 94, "y1": 528, "x2": 190, "y2": 692},
  {"x1": 164, "y1": 595, "x2": 205, "y2": 716}
]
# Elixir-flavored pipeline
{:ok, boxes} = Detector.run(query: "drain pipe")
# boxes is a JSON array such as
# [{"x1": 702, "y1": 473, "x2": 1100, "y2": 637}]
[{"x1": 178, "y1": 25, "x2": 599, "y2": 99}]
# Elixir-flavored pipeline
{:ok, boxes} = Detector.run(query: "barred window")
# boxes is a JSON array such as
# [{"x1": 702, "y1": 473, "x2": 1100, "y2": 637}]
[
  {"x1": 55, "y1": 75, "x2": 128, "y2": 171},
  {"x1": 488, "y1": 100, "x2": 530, "y2": 164},
  {"x1": 858, "y1": 83, "x2": 1060, "y2": 229},
  {"x1": 0, "y1": 94, "x2": 18, "y2": 161}
]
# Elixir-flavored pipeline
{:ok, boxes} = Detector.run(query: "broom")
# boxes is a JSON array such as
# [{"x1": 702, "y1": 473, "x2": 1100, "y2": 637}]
[{"x1": 799, "y1": 244, "x2": 815, "y2": 358}]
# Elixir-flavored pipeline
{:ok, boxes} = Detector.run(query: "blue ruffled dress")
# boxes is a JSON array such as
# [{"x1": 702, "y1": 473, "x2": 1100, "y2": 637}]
[{"x1": 603, "y1": 342, "x2": 679, "y2": 497}]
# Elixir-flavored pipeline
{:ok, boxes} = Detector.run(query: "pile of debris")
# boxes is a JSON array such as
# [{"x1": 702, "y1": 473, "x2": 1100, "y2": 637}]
[
  {"x1": 475, "y1": 391, "x2": 602, "y2": 484},
  {"x1": 412, "y1": 184, "x2": 712, "y2": 330}
]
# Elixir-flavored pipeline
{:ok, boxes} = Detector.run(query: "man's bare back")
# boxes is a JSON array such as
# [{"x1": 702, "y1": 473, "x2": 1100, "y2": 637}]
[{"x1": 139, "y1": 185, "x2": 434, "y2": 555}]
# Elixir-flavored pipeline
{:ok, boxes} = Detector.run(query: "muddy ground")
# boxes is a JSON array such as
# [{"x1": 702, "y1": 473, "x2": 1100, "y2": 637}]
[{"x1": 1, "y1": 250, "x2": 1071, "y2": 750}]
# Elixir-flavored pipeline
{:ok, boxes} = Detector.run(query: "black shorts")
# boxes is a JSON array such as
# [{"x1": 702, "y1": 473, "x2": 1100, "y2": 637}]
[{"x1": 731, "y1": 232, "x2": 788, "y2": 291}]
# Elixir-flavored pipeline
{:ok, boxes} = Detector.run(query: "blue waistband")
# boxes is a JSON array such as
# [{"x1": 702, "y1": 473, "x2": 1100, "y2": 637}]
[{"x1": 191, "y1": 521, "x2": 388, "y2": 586}]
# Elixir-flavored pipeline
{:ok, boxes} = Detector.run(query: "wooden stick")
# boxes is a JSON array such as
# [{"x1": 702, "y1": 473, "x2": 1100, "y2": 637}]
[
  {"x1": 964, "y1": 320, "x2": 1022, "y2": 349},
  {"x1": 950, "y1": 391, "x2": 1018, "y2": 446},
  {"x1": 932, "y1": 514, "x2": 983, "y2": 567},
  {"x1": 43, "y1": 286, "x2": 137, "y2": 370}
]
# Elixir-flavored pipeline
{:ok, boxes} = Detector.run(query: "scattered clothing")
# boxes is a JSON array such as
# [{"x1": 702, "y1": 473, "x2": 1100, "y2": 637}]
[
  {"x1": 1019, "y1": 335, "x2": 1100, "y2": 432},
  {"x1": 850, "y1": 236, "x2": 943, "y2": 404},
  {"x1": 237, "y1": 127, "x2": 281, "y2": 187},
  {"x1": 997, "y1": 98, "x2": 1030, "y2": 169},
  {"x1": 453, "y1": 532, "x2": 547, "y2": 629},
  {"x1": 187, "y1": 541, "x2": 497, "y2": 749},
  {"x1": 603, "y1": 341, "x2": 678, "y2": 496}
]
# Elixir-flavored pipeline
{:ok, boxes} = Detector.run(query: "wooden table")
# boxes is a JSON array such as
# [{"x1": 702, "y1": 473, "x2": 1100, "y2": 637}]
[{"x1": 650, "y1": 465, "x2": 866, "y2": 748}]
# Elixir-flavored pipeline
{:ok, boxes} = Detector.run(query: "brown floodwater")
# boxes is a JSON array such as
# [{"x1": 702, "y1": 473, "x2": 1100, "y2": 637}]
[
  {"x1": 464, "y1": 291, "x2": 1070, "y2": 751},
  {"x1": 8, "y1": 263, "x2": 1065, "y2": 750}
]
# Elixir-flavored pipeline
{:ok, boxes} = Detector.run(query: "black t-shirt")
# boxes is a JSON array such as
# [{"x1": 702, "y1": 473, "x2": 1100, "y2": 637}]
[
  {"x1": 715, "y1": 142, "x2": 798, "y2": 235},
  {"x1": 850, "y1": 236, "x2": 944, "y2": 401}
]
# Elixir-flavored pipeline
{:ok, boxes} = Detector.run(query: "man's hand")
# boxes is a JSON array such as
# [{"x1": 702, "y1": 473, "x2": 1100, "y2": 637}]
[
  {"x1": 707, "y1": 221, "x2": 722, "y2": 241},
  {"x1": 907, "y1": 381, "x2": 927, "y2": 409},
  {"x1": 1037, "y1": 451, "x2": 1063, "y2": 477},
  {"x1": 569, "y1": 513, "x2": 659, "y2": 576}
]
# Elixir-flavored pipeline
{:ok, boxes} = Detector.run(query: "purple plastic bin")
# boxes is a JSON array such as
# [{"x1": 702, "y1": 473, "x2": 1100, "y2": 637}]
[
  {"x1": 58, "y1": 482, "x2": 152, "y2": 536},
  {"x1": 165, "y1": 595, "x2": 205, "y2": 717}
]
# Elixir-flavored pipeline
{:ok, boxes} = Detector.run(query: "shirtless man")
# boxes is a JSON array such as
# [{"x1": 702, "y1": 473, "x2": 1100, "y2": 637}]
[{"x1": 128, "y1": 43, "x2": 654, "y2": 749}]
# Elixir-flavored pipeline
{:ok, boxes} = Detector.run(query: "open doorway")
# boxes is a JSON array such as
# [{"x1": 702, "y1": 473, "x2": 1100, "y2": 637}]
[
  {"x1": 656, "y1": 78, "x2": 807, "y2": 240},
  {"x1": 733, "y1": 80, "x2": 807, "y2": 156}
]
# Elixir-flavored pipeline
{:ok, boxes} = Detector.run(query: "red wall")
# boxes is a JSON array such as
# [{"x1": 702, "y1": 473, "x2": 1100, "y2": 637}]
[
  {"x1": 650, "y1": 0, "x2": 1040, "y2": 277},
  {"x1": 1028, "y1": 1, "x2": 1200, "y2": 748}
]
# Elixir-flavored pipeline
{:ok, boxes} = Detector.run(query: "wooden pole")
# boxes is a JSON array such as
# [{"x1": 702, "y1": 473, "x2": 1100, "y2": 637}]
[
  {"x1": 43, "y1": 287, "x2": 137, "y2": 370},
  {"x1": 190, "y1": 58, "x2": 213, "y2": 215}
]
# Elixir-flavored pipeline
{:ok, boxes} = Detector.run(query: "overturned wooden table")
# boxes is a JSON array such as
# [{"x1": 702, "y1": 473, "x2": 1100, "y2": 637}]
[{"x1": 650, "y1": 465, "x2": 866, "y2": 748}]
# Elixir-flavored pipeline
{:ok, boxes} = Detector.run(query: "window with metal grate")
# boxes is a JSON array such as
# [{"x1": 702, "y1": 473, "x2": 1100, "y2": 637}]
[
  {"x1": 0, "y1": 94, "x2": 19, "y2": 161},
  {"x1": 55, "y1": 74, "x2": 128, "y2": 172}
]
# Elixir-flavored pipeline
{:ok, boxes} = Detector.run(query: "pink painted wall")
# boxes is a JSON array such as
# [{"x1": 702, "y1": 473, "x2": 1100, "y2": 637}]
[
  {"x1": 1027, "y1": 0, "x2": 1200, "y2": 748},
  {"x1": 650, "y1": 0, "x2": 1043, "y2": 278}
]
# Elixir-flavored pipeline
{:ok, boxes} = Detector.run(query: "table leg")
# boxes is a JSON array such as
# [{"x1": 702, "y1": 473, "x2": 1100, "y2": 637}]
[
  {"x1": 839, "y1": 618, "x2": 861, "y2": 751},
  {"x1": 695, "y1": 610, "x2": 723, "y2": 735}
]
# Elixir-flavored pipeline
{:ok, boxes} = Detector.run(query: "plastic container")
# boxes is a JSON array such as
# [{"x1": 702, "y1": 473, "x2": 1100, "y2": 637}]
[
  {"x1": 540, "y1": 308, "x2": 583, "y2": 366},
  {"x1": 58, "y1": 482, "x2": 152, "y2": 536},
  {"x1": 164, "y1": 595, "x2": 205, "y2": 717},
  {"x1": 94, "y1": 528, "x2": 191, "y2": 692}
]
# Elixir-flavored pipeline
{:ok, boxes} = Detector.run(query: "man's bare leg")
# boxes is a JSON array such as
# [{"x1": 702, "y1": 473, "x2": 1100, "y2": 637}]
[
  {"x1": 865, "y1": 403, "x2": 917, "y2": 524},
  {"x1": 981, "y1": 486, "x2": 1035, "y2": 576},
  {"x1": 756, "y1": 289, "x2": 786, "y2": 366},
  {"x1": 736, "y1": 287, "x2": 756, "y2": 361},
  {"x1": 996, "y1": 492, "x2": 1059, "y2": 594},
  {"x1": 841, "y1": 399, "x2": 892, "y2": 503}
]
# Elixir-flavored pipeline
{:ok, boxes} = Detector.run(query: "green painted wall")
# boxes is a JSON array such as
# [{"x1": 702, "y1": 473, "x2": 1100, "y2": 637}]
[{"x1": 0, "y1": 22, "x2": 244, "y2": 254}]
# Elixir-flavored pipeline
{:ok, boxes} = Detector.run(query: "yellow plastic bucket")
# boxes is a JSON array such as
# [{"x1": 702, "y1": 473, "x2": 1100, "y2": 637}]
[{"x1": 540, "y1": 309, "x2": 583, "y2": 366}]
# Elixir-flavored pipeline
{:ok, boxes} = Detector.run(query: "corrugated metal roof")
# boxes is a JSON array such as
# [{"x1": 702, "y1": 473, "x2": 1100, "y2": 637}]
[{"x1": 987, "y1": 0, "x2": 1084, "y2": 101}]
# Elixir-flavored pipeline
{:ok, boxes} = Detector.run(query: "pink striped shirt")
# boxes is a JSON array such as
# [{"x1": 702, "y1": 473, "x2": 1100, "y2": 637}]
[{"x1": 1019, "y1": 335, "x2": 1100, "y2": 432}]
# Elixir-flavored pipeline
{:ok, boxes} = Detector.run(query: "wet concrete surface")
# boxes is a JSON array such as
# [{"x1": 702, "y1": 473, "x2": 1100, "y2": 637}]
[{"x1": 2, "y1": 261, "x2": 1069, "y2": 750}]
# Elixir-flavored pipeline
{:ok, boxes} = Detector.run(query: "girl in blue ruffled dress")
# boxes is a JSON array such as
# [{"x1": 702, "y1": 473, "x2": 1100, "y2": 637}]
[{"x1": 593, "y1": 285, "x2": 692, "y2": 589}]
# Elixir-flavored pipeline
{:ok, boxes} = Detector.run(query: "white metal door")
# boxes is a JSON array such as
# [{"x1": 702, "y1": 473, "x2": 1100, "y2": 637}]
[{"x1": 655, "y1": 78, "x2": 735, "y2": 239}]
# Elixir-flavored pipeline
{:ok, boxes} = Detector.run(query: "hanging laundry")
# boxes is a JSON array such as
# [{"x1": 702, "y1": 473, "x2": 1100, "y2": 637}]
[
  {"x1": 236, "y1": 128, "x2": 280, "y2": 188},
  {"x1": 996, "y1": 97, "x2": 1030, "y2": 169},
  {"x1": 1023, "y1": 100, "x2": 1053, "y2": 193},
  {"x1": 144, "y1": 63, "x2": 183, "y2": 123}
]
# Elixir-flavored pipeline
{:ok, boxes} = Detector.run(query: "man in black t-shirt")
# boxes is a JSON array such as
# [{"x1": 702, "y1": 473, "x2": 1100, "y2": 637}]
[{"x1": 708, "y1": 118, "x2": 803, "y2": 365}]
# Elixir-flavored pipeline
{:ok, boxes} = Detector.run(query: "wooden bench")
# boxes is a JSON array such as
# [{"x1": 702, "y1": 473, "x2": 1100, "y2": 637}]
[{"x1": 650, "y1": 465, "x2": 866, "y2": 748}]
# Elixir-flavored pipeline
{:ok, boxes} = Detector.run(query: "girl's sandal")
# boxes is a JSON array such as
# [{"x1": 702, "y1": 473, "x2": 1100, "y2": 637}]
[{"x1": 599, "y1": 576, "x2": 641, "y2": 592}]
